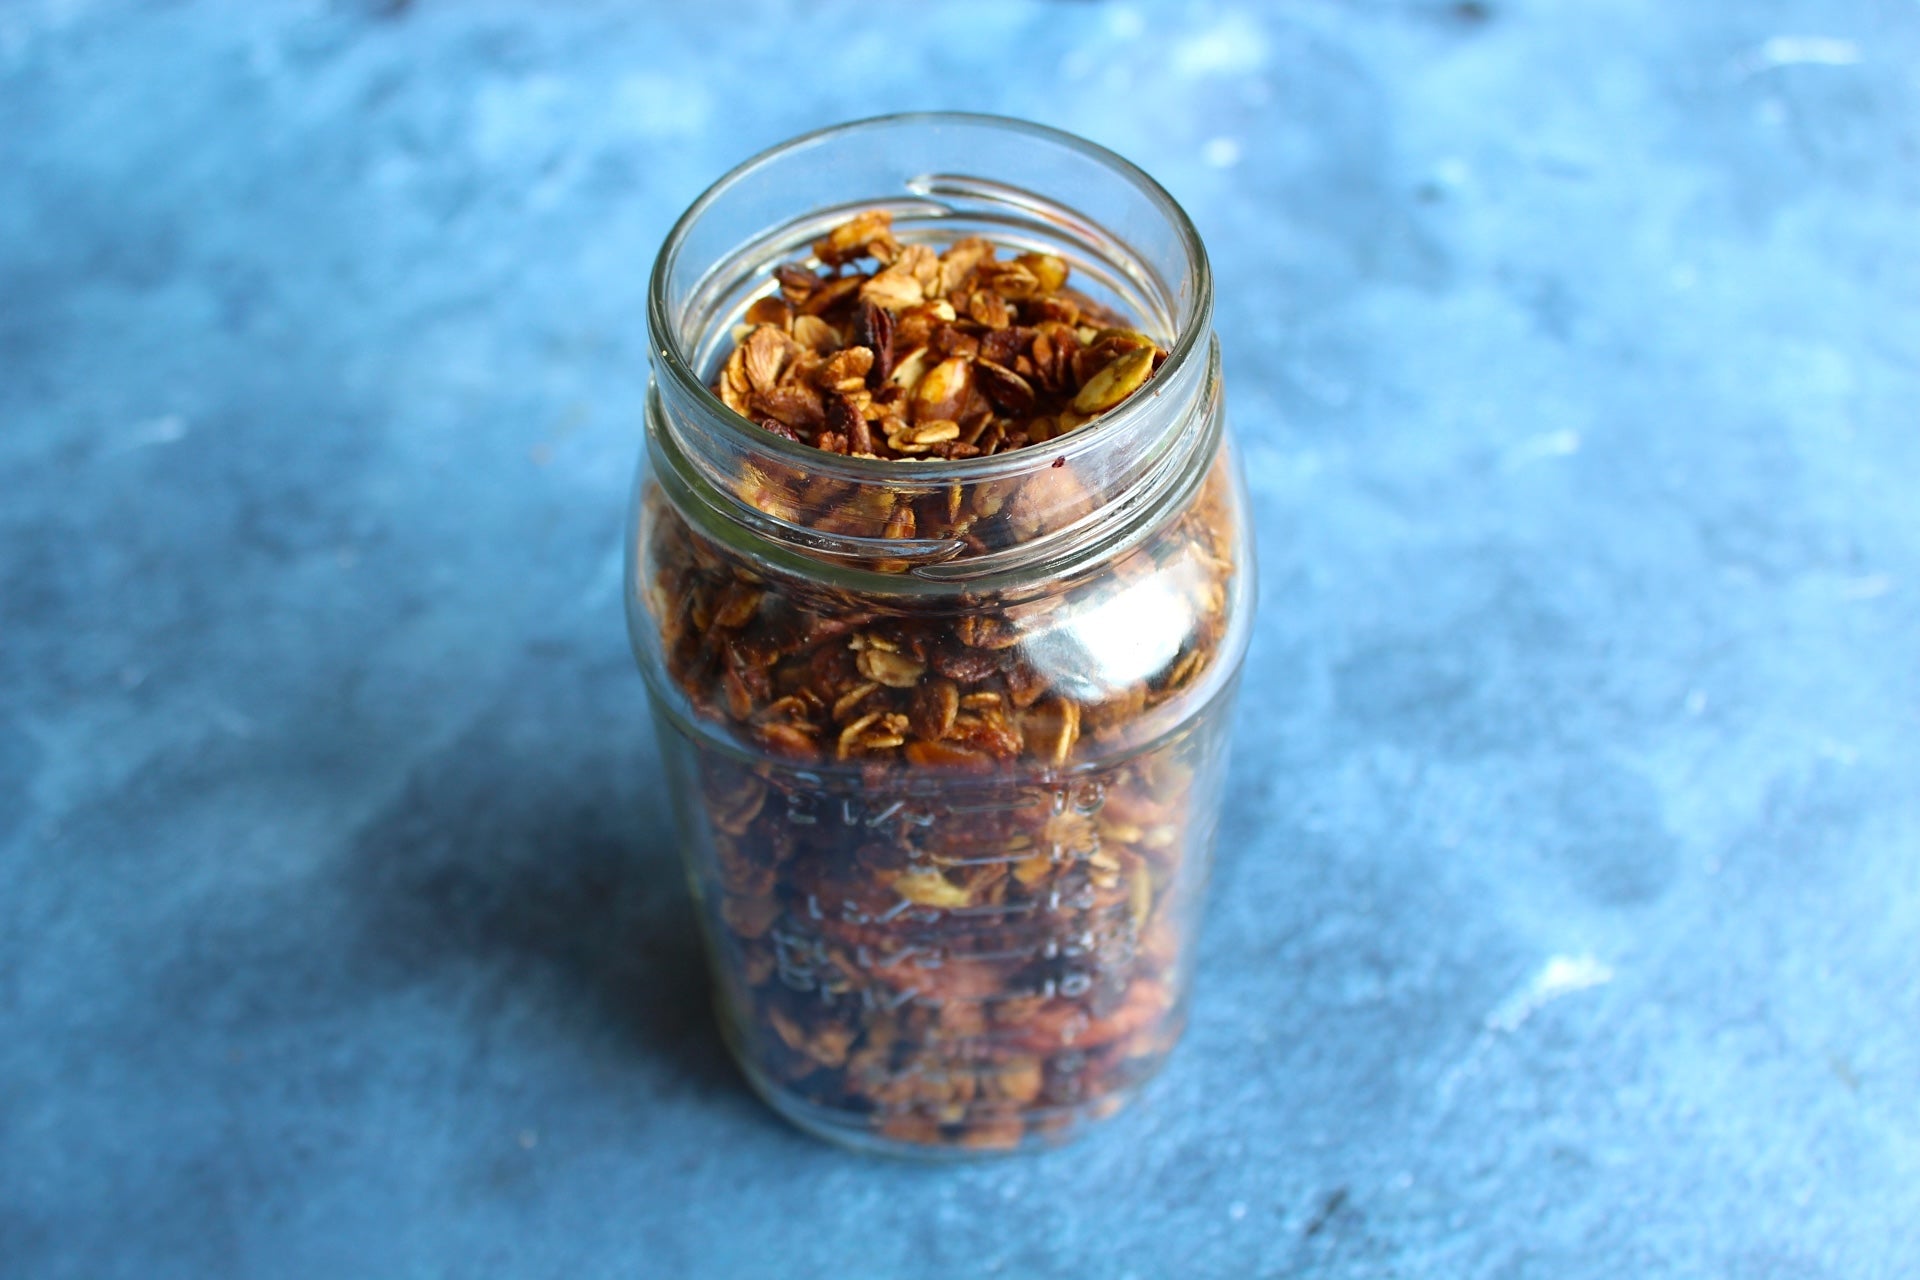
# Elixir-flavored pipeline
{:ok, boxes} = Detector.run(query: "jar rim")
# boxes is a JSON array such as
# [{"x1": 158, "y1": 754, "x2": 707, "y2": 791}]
[{"x1": 645, "y1": 111, "x2": 1214, "y2": 487}]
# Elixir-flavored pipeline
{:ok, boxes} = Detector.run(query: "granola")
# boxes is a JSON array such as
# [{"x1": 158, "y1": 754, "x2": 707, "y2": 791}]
[
  {"x1": 642, "y1": 210, "x2": 1239, "y2": 1151},
  {"x1": 714, "y1": 210, "x2": 1165, "y2": 462}
]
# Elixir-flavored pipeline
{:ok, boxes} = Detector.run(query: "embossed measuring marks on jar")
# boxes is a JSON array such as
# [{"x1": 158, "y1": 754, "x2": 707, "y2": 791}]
[
  {"x1": 770, "y1": 780, "x2": 1133, "y2": 1012},
  {"x1": 684, "y1": 709, "x2": 1210, "y2": 1146}
]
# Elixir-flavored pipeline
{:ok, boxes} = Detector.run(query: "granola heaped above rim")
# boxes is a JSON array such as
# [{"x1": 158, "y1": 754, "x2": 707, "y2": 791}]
[{"x1": 711, "y1": 209, "x2": 1169, "y2": 461}]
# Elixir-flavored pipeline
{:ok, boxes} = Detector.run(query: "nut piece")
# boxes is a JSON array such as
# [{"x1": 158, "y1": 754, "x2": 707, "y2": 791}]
[
  {"x1": 887, "y1": 347, "x2": 929, "y2": 393},
  {"x1": 974, "y1": 359, "x2": 1035, "y2": 414},
  {"x1": 710, "y1": 583, "x2": 762, "y2": 629},
  {"x1": 1072, "y1": 346, "x2": 1156, "y2": 414},
  {"x1": 745, "y1": 296, "x2": 793, "y2": 329},
  {"x1": 814, "y1": 209, "x2": 897, "y2": 266},
  {"x1": 775, "y1": 263, "x2": 819, "y2": 305},
  {"x1": 939, "y1": 236, "x2": 992, "y2": 294},
  {"x1": 860, "y1": 264, "x2": 925, "y2": 310},
  {"x1": 819, "y1": 346, "x2": 874, "y2": 391},
  {"x1": 855, "y1": 301, "x2": 895, "y2": 384},
  {"x1": 1017, "y1": 252, "x2": 1069, "y2": 295},
  {"x1": 856, "y1": 647, "x2": 926, "y2": 688},
  {"x1": 910, "y1": 356, "x2": 974, "y2": 424},
  {"x1": 1025, "y1": 695, "x2": 1081, "y2": 765},
  {"x1": 742, "y1": 325, "x2": 789, "y2": 393},
  {"x1": 967, "y1": 290, "x2": 1012, "y2": 330},
  {"x1": 910, "y1": 679, "x2": 960, "y2": 740},
  {"x1": 792, "y1": 313, "x2": 841, "y2": 354}
]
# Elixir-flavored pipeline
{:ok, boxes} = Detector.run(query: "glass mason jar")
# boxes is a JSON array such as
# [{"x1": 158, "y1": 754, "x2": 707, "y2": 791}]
[{"x1": 626, "y1": 114, "x2": 1254, "y2": 1155}]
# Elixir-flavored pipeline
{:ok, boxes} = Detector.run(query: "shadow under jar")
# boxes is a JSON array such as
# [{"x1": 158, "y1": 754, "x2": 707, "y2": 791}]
[{"x1": 627, "y1": 114, "x2": 1255, "y2": 1156}]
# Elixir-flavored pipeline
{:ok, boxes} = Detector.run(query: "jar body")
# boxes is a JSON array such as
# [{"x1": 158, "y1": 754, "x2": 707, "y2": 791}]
[
  {"x1": 627, "y1": 115, "x2": 1253, "y2": 1154},
  {"x1": 633, "y1": 453, "x2": 1247, "y2": 1153}
]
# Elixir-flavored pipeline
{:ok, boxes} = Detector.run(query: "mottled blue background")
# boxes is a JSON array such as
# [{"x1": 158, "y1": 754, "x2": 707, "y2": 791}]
[{"x1": 3, "y1": 1, "x2": 1917, "y2": 1276}]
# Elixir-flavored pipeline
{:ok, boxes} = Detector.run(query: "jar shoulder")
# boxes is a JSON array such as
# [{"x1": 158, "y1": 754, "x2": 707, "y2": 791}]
[{"x1": 626, "y1": 446, "x2": 1253, "y2": 771}]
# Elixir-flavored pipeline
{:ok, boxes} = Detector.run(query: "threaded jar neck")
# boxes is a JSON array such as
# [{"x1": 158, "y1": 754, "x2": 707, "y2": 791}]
[{"x1": 645, "y1": 113, "x2": 1216, "y2": 597}]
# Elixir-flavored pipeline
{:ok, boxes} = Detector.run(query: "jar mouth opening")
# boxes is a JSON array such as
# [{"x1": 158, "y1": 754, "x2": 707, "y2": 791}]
[{"x1": 645, "y1": 112, "x2": 1214, "y2": 486}]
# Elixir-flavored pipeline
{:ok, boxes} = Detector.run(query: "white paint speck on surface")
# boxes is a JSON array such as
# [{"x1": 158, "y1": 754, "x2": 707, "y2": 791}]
[
  {"x1": 1203, "y1": 137, "x2": 1242, "y2": 168},
  {"x1": 614, "y1": 73, "x2": 714, "y2": 139},
  {"x1": 1173, "y1": 13, "x2": 1269, "y2": 78},
  {"x1": 211, "y1": 704, "x2": 257, "y2": 740},
  {"x1": 579, "y1": 542, "x2": 625, "y2": 609},
  {"x1": 1838, "y1": 574, "x2": 1894, "y2": 600},
  {"x1": 1487, "y1": 954, "x2": 1615, "y2": 1032},
  {"x1": 1740, "y1": 35, "x2": 1864, "y2": 74},
  {"x1": 1815, "y1": 738, "x2": 1861, "y2": 766},
  {"x1": 112, "y1": 414, "x2": 188, "y2": 452},
  {"x1": 1106, "y1": 6, "x2": 1145, "y2": 40},
  {"x1": 1432, "y1": 156, "x2": 1472, "y2": 191},
  {"x1": 1506, "y1": 428, "x2": 1582, "y2": 468},
  {"x1": 472, "y1": 75, "x2": 570, "y2": 161}
]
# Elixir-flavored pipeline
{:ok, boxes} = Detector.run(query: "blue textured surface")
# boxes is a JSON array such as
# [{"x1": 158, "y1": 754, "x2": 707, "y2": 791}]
[{"x1": 3, "y1": 2, "x2": 1917, "y2": 1276}]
